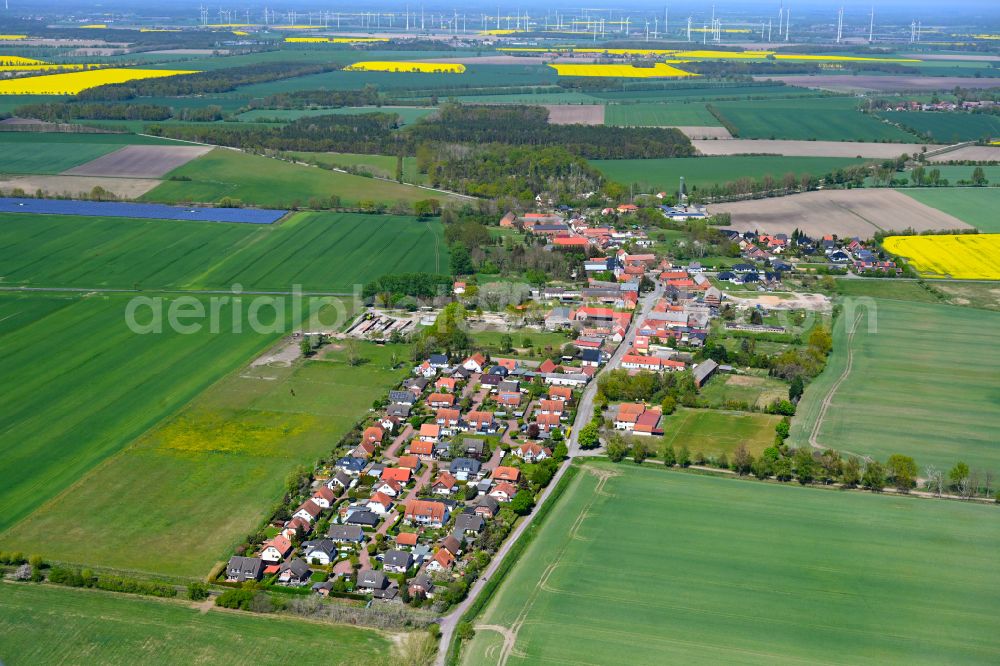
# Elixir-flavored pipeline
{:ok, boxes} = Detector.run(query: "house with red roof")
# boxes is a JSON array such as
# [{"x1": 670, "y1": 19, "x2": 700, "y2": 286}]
[
  {"x1": 292, "y1": 499, "x2": 322, "y2": 524},
  {"x1": 363, "y1": 426, "x2": 384, "y2": 445},
  {"x1": 489, "y1": 482, "x2": 518, "y2": 503},
  {"x1": 427, "y1": 547, "x2": 455, "y2": 572},
  {"x1": 516, "y1": 442, "x2": 551, "y2": 463},
  {"x1": 462, "y1": 353, "x2": 487, "y2": 373},
  {"x1": 536, "y1": 412, "x2": 562, "y2": 433},
  {"x1": 404, "y1": 500, "x2": 450, "y2": 528},
  {"x1": 397, "y1": 455, "x2": 421, "y2": 471},
  {"x1": 374, "y1": 478, "x2": 403, "y2": 497},
  {"x1": 435, "y1": 377, "x2": 457, "y2": 393},
  {"x1": 431, "y1": 471, "x2": 458, "y2": 495},
  {"x1": 549, "y1": 386, "x2": 572, "y2": 401},
  {"x1": 427, "y1": 393, "x2": 454, "y2": 408},
  {"x1": 367, "y1": 491, "x2": 394, "y2": 515},
  {"x1": 418, "y1": 423, "x2": 441, "y2": 443},
  {"x1": 464, "y1": 410, "x2": 497, "y2": 434},
  {"x1": 408, "y1": 439, "x2": 435, "y2": 459},
  {"x1": 381, "y1": 467, "x2": 411, "y2": 484},
  {"x1": 261, "y1": 535, "x2": 293, "y2": 563},
  {"x1": 311, "y1": 486, "x2": 336, "y2": 509},
  {"x1": 621, "y1": 353, "x2": 685, "y2": 372},
  {"x1": 396, "y1": 531, "x2": 419, "y2": 547},
  {"x1": 436, "y1": 408, "x2": 461, "y2": 431},
  {"x1": 493, "y1": 466, "x2": 521, "y2": 483},
  {"x1": 538, "y1": 399, "x2": 564, "y2": 415}
]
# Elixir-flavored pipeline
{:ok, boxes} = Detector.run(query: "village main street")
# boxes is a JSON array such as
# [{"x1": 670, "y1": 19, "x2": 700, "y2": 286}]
[{"x1": 434, "y1": 281, "x2": 663, "y2": 664}]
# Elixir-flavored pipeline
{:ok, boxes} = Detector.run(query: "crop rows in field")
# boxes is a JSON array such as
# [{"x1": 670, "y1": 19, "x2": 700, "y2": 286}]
[
  {"x1": 0, "y1": 210, "x2": 448, "y2": 292},
  {"x1": 604, "y1": 102, "x2": 720, "y2": 127},
  {"x1": 880, "y1": 110, "x2": 1000, "y2": 142},
  {"x1": 461, "y1": 462, "x2": 1000, "y2": 665}
]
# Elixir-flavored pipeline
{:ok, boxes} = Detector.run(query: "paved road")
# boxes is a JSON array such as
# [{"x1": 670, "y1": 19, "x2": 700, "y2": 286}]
[{"x1": 434, "y1": 283, "x2": 662, "y2": 665}]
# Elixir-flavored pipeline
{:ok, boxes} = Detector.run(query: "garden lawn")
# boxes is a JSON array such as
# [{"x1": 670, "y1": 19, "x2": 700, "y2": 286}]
[
  {"x1": 0, "y1": 583, "x2": 391, "y2": 665},
  {"x1": 789, "y1": 299, "x2": 1000, "y2": 472},
  {"x1": 711, "y1": 97, "x2": 919, "y2": 141},
  {"x1": 604, "y1": 102, "x2": 719, "y2": 127},
  {"x1": 0, "y1": 292, "x2": 285, "y2": 534},
  {"x1": 2, "y1": 341, "x2": 411, "y2": 578},
  {"x1": 899, "y1": 188, "x2": 1000, "y2": 232},
  {"x1": 592, "y1": 155, "x2": 863, "y2": 192},
  {"x1": 658, "y1": 408, "x2": 781, "y2": 459},
  {"x1": 142, "y1": 148, "x2": 456, "y2": 208},
  {"x1": 461, "y1": 462, "x2": 1000, "y2": 665},
  {"x1": 698, "y1": 373, "x2": 789, "y2": 411},
  {"x1": 0, "y1": 211, "x2": 448, "y2": 292}
]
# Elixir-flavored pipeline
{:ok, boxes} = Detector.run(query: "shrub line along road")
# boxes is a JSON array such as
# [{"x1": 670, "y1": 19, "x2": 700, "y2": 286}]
[{"x1": 434, "y1": 282, "x2": 662, "y2": 666}]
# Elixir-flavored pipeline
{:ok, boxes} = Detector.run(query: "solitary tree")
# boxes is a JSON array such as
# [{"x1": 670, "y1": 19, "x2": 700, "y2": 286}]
[
  {"x1": 886, "y1": 454, "x2": 918, "y2": 492},
  {"x1": 606, "y1": 434, "x2": 629, "y2": 463},
  {"x1": 840, "y1": 456, "x2": 862, "y2": 488},
  {"x1": 862, "y1": 460, "x2": 886, "y2": 492},
  {"x1": 732, "y1": 443, "x2": 753, "y2": 476}
]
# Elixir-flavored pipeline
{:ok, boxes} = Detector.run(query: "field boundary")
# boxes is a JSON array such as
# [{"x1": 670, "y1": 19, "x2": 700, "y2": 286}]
[{"x1": 445, "y1": 462, "x2": 581, "y2": 666}]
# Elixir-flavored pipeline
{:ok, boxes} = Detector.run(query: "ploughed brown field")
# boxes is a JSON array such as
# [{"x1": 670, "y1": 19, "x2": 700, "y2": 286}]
[
  {"x1": 63, "y1": 145, "x2": 212, "y2": 178},
  {"x1": 692, "y1": 138, "x2": 935, "y2": 158},
  {"x1": 543, "y1": 104, "x2": 605, "y2": 125},
  {"x1": 712, "y1": 189, "x2": 972, "y2": 238},
  {"x1": 753, "y1": 74, "x2": 1000, "y2": 92}
]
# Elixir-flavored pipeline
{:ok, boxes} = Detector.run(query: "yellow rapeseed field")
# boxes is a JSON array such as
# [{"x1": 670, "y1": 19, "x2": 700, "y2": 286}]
[
  {"x1": 0, "y1": 35, "x2": 28, "y2": 40},
  {"x1": 80, "y1": 24, "x2": 107, "y2": 29},
  {"x1": 0, "y1": 56, "x2": 48, "y2": 66},
  {"x1": 345, "y1": 61, "x2": 465, "y2": 73},
  {"x1": 883, "y1": 234, "x2": 1000, "y2": 280},
  {"x1": 0, "y1": 68, "x2": 197, "y2": 95},
  {"x1": 548, "y1": 62, "x2": 697, "y2": 78},
  {"x1": 286, "y1": 36, "x2": 389, "y2": 43}
]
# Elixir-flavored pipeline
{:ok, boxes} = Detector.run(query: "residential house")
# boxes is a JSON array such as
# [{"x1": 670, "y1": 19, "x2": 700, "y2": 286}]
[
  {"x1": 302, "y1": 539, "x2": 338, "y2": 565},
  {"x1": 441, "y1": 534, "x2": 462, "y2": 557},
  {"x1": 535, "y1": 412, "x2": 561, "y2": 433},
  {"x1": 450, "y1": 457, "x2": 482, "y2": 481},
  {"x1": 497, "y1": 391, "x2": 522, "y2": 409},
  {"x1": 493, "y1": 466, "x2": 521, "y2": 483},
  {"x1": 408, "y1": 439, "x2": 435, "y2": 459},
  {"x1": 693, "y1": 358, "x2": 719, "y2": 388},
  {"x1": 344, "y1": 510, "x2": 379, "y2": 528},
  {"x1": 545, "y1": 307, "x2": 574, "y2": 330},
  {"x1": 388, "y1": 390, "x2": 417, "y2": 406},
  {"x1": 226, "y1": 556, "x2": 263, "y2": 582},
  {"x1": 614, "y1": 403, "x2": 646, "y2": 431},
  {"x1": 461, "y1": 438, "x2": 485, "y2": 459},
  {"x1": 374, "y1": 479, "x2": 403, "y2": 498},
  {"x1": 538, "y1": 399, "x2": 564, "y2": 416},
  {"x1": 335, "y1": 457, "x2": 366, "y2": 476},
  {"x1": 462, "y1": 353, "x2": 487, "y2": 373},
  {"x1": 409, "y1": 573, "x2": 435, "y2": 598},
  {"x1": 428, "y1": 353, "x2": 450, "y2": 369},
  {"x1": 261, "y1": 536, "x2": 293, "y2": 563},
  {"x1": 327, "y1": 524, "x2": 365, "y2": 544},
  {"x1": 580, "y1": 348, "x2": 602, "y2": 367},
  {"x1": 380, "y1": 467, "x2": 411, "y2": 485},
  {"x1": 633, "y1": 409, "x2": 663, "y2": 436},
  {"x1": 352, "y1": 440, "x2": 376, "y2": 459},
  {"x1": 277, "y1": 559, "x2": 312, "y2": 586},
  {"x1": 398, "y1": 455, "x2": 421, "y2": 471},
  {"x1": 435, "y1": 377, "x2": 457, "y2": 393},
  {"x1": 464, "y1": 410, "x2": 497, "y2": 434},
  {"x1": 387, "y1": 403, "x2": 411, "y2": 419},
  {"x1": 366, "y1": 491, "x2": 394, "y2": 516},
  {"x1": 543, "y1": 372, "x2": 589, "y2": 387},
  {"x1": 293, "y1": 499, "x2": 323, "y2": 524},
  {"x1": 396, "y1": 532, "x2": 419, "y2": 548},
  {"x1": 436, "y1": 408, "x2": 461, "y2": 434},
  {"x1": 311, "y1": 486, "x2": 336, "y2": 509},
  {"x1": 356, "y1": 570, "x2": 389, "y2": 595},
  {"x1": 454, "y1": 513, "x2": 485, "y2": 535},
  {"x1": 473, "y1": 495, "x2": 501, "y2": 519},
  {"x1": 549, "y1": 386, "x2": 572, "y2": 402},
  {"x1": 621, "y1": 353, "x2": 685, "y2": 372},
  {"x1": 404, "y1": 500, "x2": 450, "y2": 528},
  {"x1": 427, "y1": 393, "x2": 455, "y2": 409},
  {"x1": 432, "y1": 471, "x2": 459, "y2": 495},
  {"x1": 418, "y1": 423, "x2": 441, "y2": 442},
  {"x1": 516, "y1": 442, "x2": 551, "y2": 463},
  {"x1": 427, "y1": 548, "x2": 455, "y2": 572},
  {"x1": 404, "y1": 377, "x2": 430, "y2": 394},
  {"x1": 382, "y1": 549, "x2": 413, "y2": 574},
  {"x1": 498, "y1": 379, "x2": 520, "y2": 394},
  {"x1": 489, "y1": 482, "x2": 518, "y2": 502}
]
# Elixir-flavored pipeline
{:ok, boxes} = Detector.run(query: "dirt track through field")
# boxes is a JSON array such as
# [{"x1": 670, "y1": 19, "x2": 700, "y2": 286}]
[
  {"x1": 543, "y1": 104, "x2": 604, "y2": 125},
  {"x1": 692, "y1": 138, "x2": 934, "y2": 158},
  {"x1": 63, "y1": 145, "x2": 211, "y2": 178},
  {"x1": 712, "y1": 189, "x2": 972, "y2": 238},
  {"x1": 808, "y1": 312, "x2": 866, "y2": 461}
]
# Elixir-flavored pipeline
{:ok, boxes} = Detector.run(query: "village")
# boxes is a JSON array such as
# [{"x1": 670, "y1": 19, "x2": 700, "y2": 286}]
[{"x1": 220, "y1": 200, "x2": 880, "y2": 608}]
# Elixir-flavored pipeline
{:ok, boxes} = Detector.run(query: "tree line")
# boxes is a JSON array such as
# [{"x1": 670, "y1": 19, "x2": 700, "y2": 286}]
[{"x1": 13, "y1": 101, "x2": 224, "y2": 123}]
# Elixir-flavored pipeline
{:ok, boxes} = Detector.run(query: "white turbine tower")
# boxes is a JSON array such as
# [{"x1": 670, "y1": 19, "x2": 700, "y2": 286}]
[
  {"x1": 836, "y1": 6, "x2": 843, "y2": 44},
  {"x1": 869, "y1": 7, "x2": 874, "y2": 43}
]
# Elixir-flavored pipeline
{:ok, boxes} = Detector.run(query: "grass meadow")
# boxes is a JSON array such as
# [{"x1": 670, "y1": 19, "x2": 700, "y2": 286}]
[
  {"x1": 591, "y1": 155, "x2": 863, "y2": 192},
  {"x1": 789, "y1": 299, "x2": 1000, "y2": 472},
  {"x1": 2, "y1": 341, "x2": 411, "y2": 577},
  {"x1": 711, "y1": 97, "x2": 920, "y2": 142},
  {"x1": 900, "y1": 188, "x2": 1000, "y2": 232},
  {"x1": 0, "y1": 292, "x2": 286, "y2": 535},
  {"x1": 289, "y1": 150, "x2": 427, "y2": 184},
  {"x1": 0, "y1": 583, "x2": 392, "y2": 664},
  {"x1": 604, "y1": 102, "x2": 720, "y2": 127},
  {"x1": 698, "y1": 373, "x2": 790, "y2": 411},
  {"x1": 142, "y1": 148, "x2": 455, "y2": 208},
  {"x1": 658, "y1": 408, "x2": 782, "y2": 458},
  {"x1": 0, "y1": 210, "x2": 448, "y2": 292},
  {"x1": 461, "y1": 462, "x2": 1000, "y2": 665}
]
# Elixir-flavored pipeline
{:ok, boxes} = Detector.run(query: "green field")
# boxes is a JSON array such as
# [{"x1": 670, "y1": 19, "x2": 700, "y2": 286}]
[
  {"x1": 0, "y1": 583, "x2": 392, "y2": 664},
  {"x1": 698, "y1": 373, "x2": 790, "y2": 411},
  {"x1": 592, "y1": 155, "x2": 864, "y2": 192},
  {"x1": 0, "y1": 131, "x2": 183, "y2": 174},
  {"x1": 290, "y1": 150, "x2": 427, "y2": 184},
  {"x1": 900, "y1": 187, "x2": 1000, "y2": 232},
  {"x1": 0, "y1": 293, "x2": 286, "y2": 534},
  {"x1": 881, "y1": 111, "x2": 1000, "y2": 142},
  {"x1": 604, "y1": 102, "x2": 720, "y2": 127},
  {"x1": 790, "y1": 299, "x2": 1000, "y2": 472},
  {"x1": 142, "y1": 148, "x2": 456, "y2": 208},
  {"x1": 833, "y1": 278, "x2": 943, "y2": 303},
  {"x1": 235, "y1": 106, "x2": 436, "y2": 125},
  {"x1": 461, "y1": 462, "x2": 1000, "y2": 665},
  {"x1": 711, "y1": 97, "x2": 920, "y2": 142},
  {"x1": 0, "y1": 211, "x2": 448, "y2": 292},
  {"x1": 658, "y1": 408, "x2": 782, "y2": 458},
  {"x1": 591, "y1": 84, "x2": 817, "y2": 103},
  {"x1": 2, "y1": 341, "x2": 410, "y2": 577}
]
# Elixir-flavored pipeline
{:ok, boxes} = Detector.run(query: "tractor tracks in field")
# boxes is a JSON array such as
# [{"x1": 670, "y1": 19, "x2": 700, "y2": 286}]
[{"x1": 808, "y1": 311, "x2": 866, "y2": 458}]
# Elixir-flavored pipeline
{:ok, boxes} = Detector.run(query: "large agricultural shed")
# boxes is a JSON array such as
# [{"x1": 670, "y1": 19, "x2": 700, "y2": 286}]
[{"x1": 0, "y1": 198, "x2": 287, "y2": 223}]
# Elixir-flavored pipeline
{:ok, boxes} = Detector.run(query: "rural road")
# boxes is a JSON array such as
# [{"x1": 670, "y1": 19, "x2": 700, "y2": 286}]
[{"x1": 434, "y1": 282, "x2": 661, "y2": 665}]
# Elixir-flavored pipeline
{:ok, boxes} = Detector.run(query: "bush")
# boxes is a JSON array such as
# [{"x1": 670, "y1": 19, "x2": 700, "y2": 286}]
[
  {"x1": 216, "y1": 587, "x2": 256, "y2": 611},
  {"x1": 187, "y1": 582, "x2": 210, "y2": 601}
]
